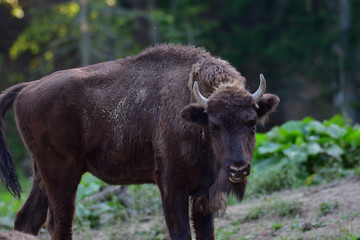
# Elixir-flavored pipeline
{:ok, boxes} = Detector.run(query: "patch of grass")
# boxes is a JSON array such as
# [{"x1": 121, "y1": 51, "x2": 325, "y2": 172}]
[
  {"x1": 214, "y1": 225, "x2": 239, "y2": 240},
  {"x1": 317, "y1": 201, "x2": 339, "y2": 217},
  {"x1": 246, "y1": 166, "x2": 300, "y2": 197},
  {"x1": 331, "y1": 221, "x2": 360, "y2": 240},
  {"x1": 243, "y1": 198, "x2": 303, "y2": 222},
  {"x1": 136, "y1": 223, "x2": 167, "y2": 240},
  {"x1": 243, "y1": 206, "x2": 265, "y2": 220},
  {"x1": 227, "y1": 195, "x2": 239, "y2": 206},
  {"x1": 272, "y1": 198, "x2": 303, "y2": 217},
  {"x1": 271, "y1": 222, "x2": 283, "y2": 231}
]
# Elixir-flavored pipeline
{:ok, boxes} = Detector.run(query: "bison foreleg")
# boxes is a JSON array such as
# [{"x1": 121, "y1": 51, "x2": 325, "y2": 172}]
[
  {"x1": 158, "y1": 180, "x2": 192, "y2": 240},
  {"x1": 191, "y1": 195, "x2": 215, "y2": 240}
]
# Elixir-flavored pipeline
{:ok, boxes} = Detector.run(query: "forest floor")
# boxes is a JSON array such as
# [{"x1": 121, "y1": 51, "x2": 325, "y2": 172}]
[{"x1": 37, "y1": 178, "x2": 360, "y2": 240}]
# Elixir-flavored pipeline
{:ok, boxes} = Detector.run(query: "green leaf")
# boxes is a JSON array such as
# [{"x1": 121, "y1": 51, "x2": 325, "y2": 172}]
[
  {"x1": 302, "y1": 116, "x2": 315, "y2": 124},
  {"x1": 255, "y1": 133, "x2": 267, "y2": 143},
  {"x1": 324, "y1": 114, "x2": 346, "y2": 127},
  {"x1": 295, "y1": 136, "x2": 305, "y2": 145},
  {"x1": 283, "y1": 145, "x2": 308, "y2": 163},
  {"x1": 324, "y1": 124, "x2": 347, "y2": 139},
  {"x1": 305, "y1": 120, "x2": 326, "y2": 134},
  {"x1": 266, "y1": 127, "x2": 282, "y2": 141},
  {"x1": 344, "y1": 129, "x2": 360, "y2": 147},
  {"x1": 253, "y1": 156, "x2": 282, "y2": 171},
  {"x1": 307, "y1": 142, "x2": 323, "y2": 155},
  {"x1": 258, "y1": 142, "x2": 283, "y2": 154},
  {"x1": 281, "y1": 120, "x2": 306, "y2": 133},
  {"x1": 324, "y1": 144, "x2": 343, "y2": 160}
]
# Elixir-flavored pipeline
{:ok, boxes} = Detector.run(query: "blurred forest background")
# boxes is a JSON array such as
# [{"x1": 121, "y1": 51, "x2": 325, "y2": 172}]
[
  {"x1": 1, "y1": 0, "x2": 360, "y2": 124},
  {"x1": 0, "y1": 0, "x2": 359, "y2": 173},
  {"x1": 1, "y1": 1, "x2": 360, "y2": 238},
  {"x1": 1, "y1": 0, "x2": 360, "y2": 176}
]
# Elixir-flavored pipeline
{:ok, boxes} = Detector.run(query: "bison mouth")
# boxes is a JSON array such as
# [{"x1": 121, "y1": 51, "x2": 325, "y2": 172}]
[
  {"x1": 227, "y1": 165, "x2": 250, "y2": 184},
  {"x1": 228, "y1": 176, "x2": 247, "y2": 183}
]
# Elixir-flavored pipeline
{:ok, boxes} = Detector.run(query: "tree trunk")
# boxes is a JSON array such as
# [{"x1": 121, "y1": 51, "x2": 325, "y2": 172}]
[
  {"x1": 337, "y1": 0, "x2": 357, "y2": 121},
  {"x1": 79, "y1": 0, "x2": 90, "y2": 66}
]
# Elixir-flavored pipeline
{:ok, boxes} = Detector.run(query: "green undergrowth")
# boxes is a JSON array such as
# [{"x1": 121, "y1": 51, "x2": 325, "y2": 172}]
[
  {"x1": 75, "y1": 173, "x2": 162, "y2": 229},
  {"x1": 246, "y1": 114, "x2": 360, "y2": 197},
  {"x1": 242, "y1": 198, "x2": 303, "y2": 221},
  {"x1": 0, "y1": 174, "x2": 31, "y2": 230}
]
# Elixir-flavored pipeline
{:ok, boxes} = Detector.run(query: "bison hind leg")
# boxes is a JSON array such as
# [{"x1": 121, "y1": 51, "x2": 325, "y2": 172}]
[
  {"x1": 37, "y1": 156, "x2": 84, "y2": 240},
  {"x1": 14, "y1": 170, "x2": 49, "y2": 236}
]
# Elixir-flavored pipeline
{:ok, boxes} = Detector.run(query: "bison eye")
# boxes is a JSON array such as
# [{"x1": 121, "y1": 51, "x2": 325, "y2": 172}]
[
  {"x1": 210, "y1": 123, "x2": 220, "y2": 137},
  {"x1": 249, "y1": 121, "x2": 257, "y2": 132}
]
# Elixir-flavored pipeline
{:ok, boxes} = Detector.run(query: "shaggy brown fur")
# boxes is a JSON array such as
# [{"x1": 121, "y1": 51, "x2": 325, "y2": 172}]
[{"x1": 0, "y1": 44, "x2": 279, "y2": 240}]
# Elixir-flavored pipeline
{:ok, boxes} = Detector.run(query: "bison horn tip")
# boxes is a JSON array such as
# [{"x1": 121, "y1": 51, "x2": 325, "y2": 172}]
[
  {"x1": 252, "y1": 74, "x2": 266, "y2": 103},
  {"x1": 193, "y1": 81, "x2": 208, "y2": 109}
]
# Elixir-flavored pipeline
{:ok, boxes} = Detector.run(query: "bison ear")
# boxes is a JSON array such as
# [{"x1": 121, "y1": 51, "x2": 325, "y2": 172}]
[
  {"x1": 181, "y1": 103, "x2": 209, "y2": 126},
  {"x1": 256, "y1": 94, "x2": 280, "y2": 121}
]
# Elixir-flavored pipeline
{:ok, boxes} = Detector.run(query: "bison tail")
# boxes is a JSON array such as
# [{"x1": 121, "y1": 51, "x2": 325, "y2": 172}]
[{"x1": 0, "y1": 82, "x2": 29, "y2": 199}]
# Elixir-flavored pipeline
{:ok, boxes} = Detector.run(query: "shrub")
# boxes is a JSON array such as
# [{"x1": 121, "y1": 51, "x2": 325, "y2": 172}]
[{"x1": 248, "y1": 115, "x2": 360, "y2": 196}]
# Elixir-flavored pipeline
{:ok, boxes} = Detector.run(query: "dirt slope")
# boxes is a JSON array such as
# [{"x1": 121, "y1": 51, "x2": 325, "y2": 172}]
[
  {"x1": 39, "y1": 178, "x2": 360, "y2": 240},
  {"x1": 218, "y1": 178, "x2": 360, "y2": 239}
]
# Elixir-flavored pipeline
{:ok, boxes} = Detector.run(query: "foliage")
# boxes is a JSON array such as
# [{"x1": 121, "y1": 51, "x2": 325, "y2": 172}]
[
  {"x1": 242, "y1": 197, "x2": 302, "y2": 221},
  {"x1": 0, "y1": 176, "x2": 31, "y2": 229},
  {"x1": 214, "y1": 224, "x2": 239, "y2": 240},
  {"x1": 247, "y1": 114, "x2": 360, "y2": 196},
  {"x1": 317, "y1": 201, "x2": 339, "y2": 217},
  {"x1": 271, "y1": 222, "x2": 283, "y2": 231},
  {"x1": 75, "y1": 173, "x2": 162, "y2": 229},
  {"x1": 1, "y1": 0, "x2": 360, "y2": 121}
]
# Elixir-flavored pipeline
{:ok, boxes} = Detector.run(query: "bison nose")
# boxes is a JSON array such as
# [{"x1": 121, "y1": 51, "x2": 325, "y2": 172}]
[{"x1": 227, "y1": 163, "x2": 251, "y2": 183}]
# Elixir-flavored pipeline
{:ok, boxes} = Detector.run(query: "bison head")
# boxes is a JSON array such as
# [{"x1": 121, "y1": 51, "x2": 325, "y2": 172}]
[{"x1": 181, "y1": 74, "x2": 279, "y2": 211}]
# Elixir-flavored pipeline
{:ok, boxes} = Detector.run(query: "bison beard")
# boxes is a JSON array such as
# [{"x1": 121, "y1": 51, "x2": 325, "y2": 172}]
[{"x1": 194, "y1": 166, "x2": 247, "y2": 214}]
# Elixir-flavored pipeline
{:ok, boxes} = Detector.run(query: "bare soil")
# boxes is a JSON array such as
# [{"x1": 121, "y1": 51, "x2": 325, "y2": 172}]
[
  {"x1": 38, "y1": 178, "x2": 360, "y2": 240},
  {"x1": 217, "y1": 178, "x2": 360, "y2": 239}
]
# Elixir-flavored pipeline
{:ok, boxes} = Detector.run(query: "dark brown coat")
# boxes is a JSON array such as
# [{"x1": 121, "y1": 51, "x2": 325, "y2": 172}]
[{"x1": 0, "y1": 44, "x2": 279, "y2": 240}]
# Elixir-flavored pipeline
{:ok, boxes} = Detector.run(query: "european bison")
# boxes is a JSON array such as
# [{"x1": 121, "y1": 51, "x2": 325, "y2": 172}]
[{"x1": 0, "y1": 44, "x2": 279, "y2": 240}]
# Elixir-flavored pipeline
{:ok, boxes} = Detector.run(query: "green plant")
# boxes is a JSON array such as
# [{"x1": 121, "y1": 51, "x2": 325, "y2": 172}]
[
  {"x1": 243, "y1": 198, "x2": 302, "y2": 222},
  {"x1": 248, "y1": 115, "x2": 360, "y2": 196},
  {"x1": 331, "y1": 221, "x2": 360, "y2": 240},
  {"x1": 272, "y1": 199, "x2": 302, "y2": 218},
  {"x1": 0, "y1": 176, "x2": 31, "y2": 229},
  {"x1": 271, "y1": 222, "x2": 283, "y2": 231},
  {"x1": 214, "y1": 225, "x2": 239, "y2": 240},
  {"x1": 243, "y1": 206, "x2": 264, "y2": 220},
  {"x1": 74, "y1": 173, "x2": 162, "y2": 229},
  {"x1": 317, "y1": 201, "x2": 339, "y2": 217}
]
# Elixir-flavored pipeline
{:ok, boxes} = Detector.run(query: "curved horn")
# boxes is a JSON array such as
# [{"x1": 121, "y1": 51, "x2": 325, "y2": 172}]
[
  {"x1": 193, "y1": 81, "x2": 208, "y2": 109},
  {"x1": 252, "y1": 74, "x2": 266, "y2": 103}
]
